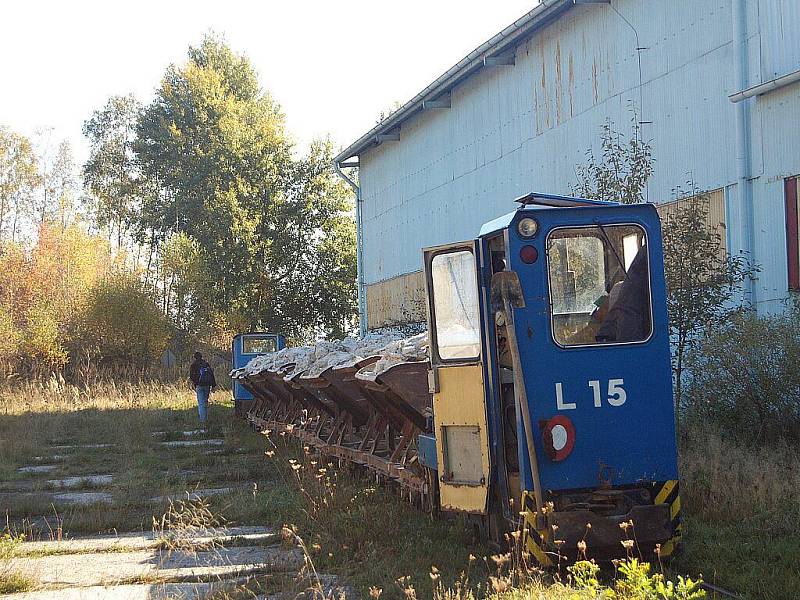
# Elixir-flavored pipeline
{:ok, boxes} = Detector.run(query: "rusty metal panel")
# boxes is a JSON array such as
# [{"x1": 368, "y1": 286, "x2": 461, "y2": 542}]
[
  {"x1": 365, "y1": 271, "x2": 426, "y2": 329},
  {"x1": 441, "y1": 425, "x2": 483, "y2": 484}
]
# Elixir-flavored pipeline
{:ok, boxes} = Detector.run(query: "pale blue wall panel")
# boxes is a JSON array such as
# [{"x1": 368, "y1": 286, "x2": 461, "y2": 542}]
[{"x1": 358, "y1": 0, "x2": 800, "y2": 318}]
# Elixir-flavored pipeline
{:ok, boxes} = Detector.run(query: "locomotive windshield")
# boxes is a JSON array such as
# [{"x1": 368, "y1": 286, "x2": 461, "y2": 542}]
[
  {"x1": 430, "y1": 250, "x2": 481, "y2": 360},
  {"x1": 241, "y1": 335, "x2": 278, "y2": 354},
  {"x1": 547, "y1": 224, "x2": 652, "y2": 347}
]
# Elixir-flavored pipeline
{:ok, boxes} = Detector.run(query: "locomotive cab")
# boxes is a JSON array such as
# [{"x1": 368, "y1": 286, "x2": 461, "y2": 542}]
[
  {"x1": 422, "y1": 193, "x2": 680, "y2": 563},
  {"x1": 231, "y1": 332, "x2": 286, "y2": 417}
]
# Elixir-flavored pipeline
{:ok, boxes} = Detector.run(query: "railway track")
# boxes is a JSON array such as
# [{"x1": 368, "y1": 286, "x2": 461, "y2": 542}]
[{"x1": 700, "y1": 582, "x2": 742, "y2": 599}]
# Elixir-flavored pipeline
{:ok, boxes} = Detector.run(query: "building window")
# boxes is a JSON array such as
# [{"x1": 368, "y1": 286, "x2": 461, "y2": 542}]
[
  {"x1": 655, "y1": 188, "x2": 727, "y2": 262},
  {"x1": 785, "y1": 176, "x2": 800, "y2": 291}
]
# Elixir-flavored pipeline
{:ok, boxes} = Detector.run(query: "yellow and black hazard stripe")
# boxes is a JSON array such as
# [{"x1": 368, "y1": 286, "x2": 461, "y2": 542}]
[
  {"x1": 652, "y1": 479, "x2": 682, "y2": 557},
  {"x1": 520, "y1": 491, "x2": 552, "y2": 567}
]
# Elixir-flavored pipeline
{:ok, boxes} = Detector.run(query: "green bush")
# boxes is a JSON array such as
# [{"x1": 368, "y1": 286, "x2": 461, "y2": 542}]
[
  {"x1": 78, "y1": 272, "x2": 172, "y2": 369},
  {"x1": 685, "y1": 307, "x2": 800, "y2": 444}
]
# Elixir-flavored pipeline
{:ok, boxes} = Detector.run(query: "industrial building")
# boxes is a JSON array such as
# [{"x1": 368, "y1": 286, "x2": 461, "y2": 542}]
[{"x1": 334, "y1": 0, "x2": 800, "y2": 332}]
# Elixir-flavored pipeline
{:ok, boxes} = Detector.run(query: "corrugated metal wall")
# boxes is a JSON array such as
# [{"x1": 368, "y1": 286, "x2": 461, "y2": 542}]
[
  {"x1": 358, "y1": 0, "x2": 800, "y2": 323},
  {"x1": 759, "y1": 0, "x2": 800, "y2": 79}
]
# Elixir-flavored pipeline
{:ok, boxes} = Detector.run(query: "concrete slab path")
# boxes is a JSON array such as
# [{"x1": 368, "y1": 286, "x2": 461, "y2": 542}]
[
  {"x1": 8, "y1": 545, "x2": 302, "y2": 587},
  {"x1": 46, "y1": 475, "x2": 114, "y2": 489},
  {"x1": 19, "y1": 526, "x2": 277, "y2": 555}
]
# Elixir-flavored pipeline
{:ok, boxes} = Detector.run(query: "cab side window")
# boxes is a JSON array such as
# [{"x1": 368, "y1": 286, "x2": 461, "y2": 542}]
[{"x1": 547, "y1": 225, "x2": 652, "y2": 347}]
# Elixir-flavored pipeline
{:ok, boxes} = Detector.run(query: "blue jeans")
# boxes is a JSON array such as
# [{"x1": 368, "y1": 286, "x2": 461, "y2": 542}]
[{"x1": 195, "y1": 386, "x2": 211, "y2": 424}]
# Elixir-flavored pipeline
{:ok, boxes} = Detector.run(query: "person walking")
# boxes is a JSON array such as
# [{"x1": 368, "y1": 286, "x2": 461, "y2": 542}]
[{"x1": 189, "y1": 352, "x2": 216, "y2": 428}]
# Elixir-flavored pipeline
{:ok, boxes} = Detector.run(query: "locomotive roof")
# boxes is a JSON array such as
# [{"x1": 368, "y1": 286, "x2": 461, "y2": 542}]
[{"x1": 478, "y1": 192, "x2": 620, "y2": 237}]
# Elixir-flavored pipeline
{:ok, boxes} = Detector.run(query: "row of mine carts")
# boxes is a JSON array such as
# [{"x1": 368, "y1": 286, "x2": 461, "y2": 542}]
[{"x1": 231, "y1": 344, "x2": 435, "y2": 504}]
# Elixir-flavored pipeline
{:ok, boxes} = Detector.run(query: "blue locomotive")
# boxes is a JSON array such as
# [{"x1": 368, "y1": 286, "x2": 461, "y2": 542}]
[
  {"x1": 231, "y1": 332, "x2": 286, "y2": 417},
  {"x1": 233, "y1": 192, "x2": 681, "y2": 564},
  {"x1": 420, "y1": 192, "x2": 680, "y2": 562}
]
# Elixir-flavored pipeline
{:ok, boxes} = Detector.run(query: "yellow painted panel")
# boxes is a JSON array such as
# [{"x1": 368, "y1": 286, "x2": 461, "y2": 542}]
[
  {"x1": 434, "y1": 364, "x2": 490, "y2": 514},
  {"x1": 656, "y1": 188, "x2": 727, "y2": 260}
]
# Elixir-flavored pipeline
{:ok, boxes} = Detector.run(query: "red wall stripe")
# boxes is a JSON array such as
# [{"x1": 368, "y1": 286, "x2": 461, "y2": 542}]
[{"x1": 786, "y1": 177, "x2": 799, "y2": 291}]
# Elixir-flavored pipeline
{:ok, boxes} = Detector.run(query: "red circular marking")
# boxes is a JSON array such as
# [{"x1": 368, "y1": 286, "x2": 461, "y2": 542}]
[
  {"x1": 520, "y1": 245, "x2": 538, "y2": 264},
  {"x1": 542, "y1": 415, "x2": 576, "y2": 462}
]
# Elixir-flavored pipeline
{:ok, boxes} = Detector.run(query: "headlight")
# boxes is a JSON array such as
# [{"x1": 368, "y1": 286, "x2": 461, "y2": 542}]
[{"x1": 518, "y1": 217, "x2": 539, "y2": 238}]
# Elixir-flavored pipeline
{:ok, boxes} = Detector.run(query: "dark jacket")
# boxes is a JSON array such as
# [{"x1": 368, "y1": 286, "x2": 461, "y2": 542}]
[
  {"x1": 596, "y1": 246, "x2": 651, "y2": 343},
  {"x1": 189, "y1": 359, "x2": 217, "y2": 388}
]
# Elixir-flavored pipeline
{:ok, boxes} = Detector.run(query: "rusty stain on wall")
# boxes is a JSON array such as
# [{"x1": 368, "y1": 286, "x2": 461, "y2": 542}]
[
  {"x1": 539, "y1": 39, "x2": 551, "y2": 130},
  {"x1": 568, "y1": 52, "x2": 575, "y2": 118},
  {"x1": 555, "y1": 41, "x2": 563, "y2": 124},
  {"x1": 366, "y1": 271, "x2": 426, "y2": 329}
]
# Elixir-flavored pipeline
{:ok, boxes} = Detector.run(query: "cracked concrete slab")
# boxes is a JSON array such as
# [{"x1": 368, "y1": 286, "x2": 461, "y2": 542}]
[
  {"x1": 9, "y1": 580, "x2": 248, "y2": 599},
  {"x1": 9, "y1": 545, "x2": 302, "y2": 587},
  {"x1": 52, "y1": 491, "x2": 113, "y2": 505},
  {"x1": 46, "y1": 475, "x2": 114, "y2": 489},
  {"x1": 19, "y1": 526, "x2": 278, "y2": 555},
  {"x1": 160, "y1": 439, "x2": 224, "y2": 448},
  {"x1": 51, "y1": 444, "x2": 114, "y2": 450},
  {"x1": 17, "y1": 465, "x2": 58, "y2": 474}
]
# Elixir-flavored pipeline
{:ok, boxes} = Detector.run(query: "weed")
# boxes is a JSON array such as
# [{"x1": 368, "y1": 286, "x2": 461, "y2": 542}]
[
  {"x1": 152, "y1": 495, "x2": 224, "y2": 551},
  {"x1": 0, "y1": 532, "x2": 36, "y2": 593}
]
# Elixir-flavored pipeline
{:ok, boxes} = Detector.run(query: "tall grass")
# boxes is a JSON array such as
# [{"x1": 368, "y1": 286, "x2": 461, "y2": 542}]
[
  {"x1": 680, "y1": 425, "x2": 800, "y2": 524},
  {"x1": 675, "y1": 425, "x2": 800, "y2": 599},
  {"x1": 0, "y1": 380, "x2": 196, "y2": 471}
]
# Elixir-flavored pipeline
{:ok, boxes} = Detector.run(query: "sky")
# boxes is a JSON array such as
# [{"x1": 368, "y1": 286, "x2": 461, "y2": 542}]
[{"x1": 1, "y1": 0, "x2": 540, "y2": 163}]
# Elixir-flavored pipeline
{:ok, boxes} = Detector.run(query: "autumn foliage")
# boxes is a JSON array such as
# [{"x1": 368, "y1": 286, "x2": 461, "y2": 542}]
[{"x1": 0, "y1": 223, "x2": 170, "y2": 378}]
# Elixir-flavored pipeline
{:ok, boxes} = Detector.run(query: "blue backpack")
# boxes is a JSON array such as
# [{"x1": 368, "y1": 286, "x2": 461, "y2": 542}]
[{"x1": 198, "y1": 365, "x2": 214, "y2": 386}]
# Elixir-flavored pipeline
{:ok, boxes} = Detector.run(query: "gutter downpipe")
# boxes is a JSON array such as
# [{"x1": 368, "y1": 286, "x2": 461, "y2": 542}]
[
  {"x1": 732, "y1": 0, "x2": 756, "y2": 306},
  {"x1": 334, "y1": 159, "x2": 367, "y2": 337}
]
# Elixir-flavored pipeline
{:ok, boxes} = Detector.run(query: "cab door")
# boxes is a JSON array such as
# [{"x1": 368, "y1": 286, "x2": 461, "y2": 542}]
[{"x1": 423, "y1": 242, "x2": 491, "y2": 514}]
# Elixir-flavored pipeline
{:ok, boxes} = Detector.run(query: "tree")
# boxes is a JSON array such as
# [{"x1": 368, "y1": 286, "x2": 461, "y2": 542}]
[
  {"x1": 575, "y1": 123, "x2": 757, "y2": 426},
  {"x1": 82, "y1": 94, "x2": 145, "y2": 247},
  {"x1": 0, "y1": 223, "x2": 116, "y2": 376},
  {"x1": 51, "y1": 141, "x2": 78, "y2": 228},
  {"x1": 573, "y1": 112, "x2": 652, "y2": 205},
  {"x1": 661, "y1": 186, "x2": 757, "y2": 415},
  {"x1": 0, "y1": 127, "x2": 40, "y2": 243},
  {"x1": 246, "y1": 139, "x2": 358, "y2": 339},
  {"x1": 133, "y1": 35, "x2": 356, "y2": 340},
  {"x1": 159, "y1": 232, "x2": 204, "y2": 330}
]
